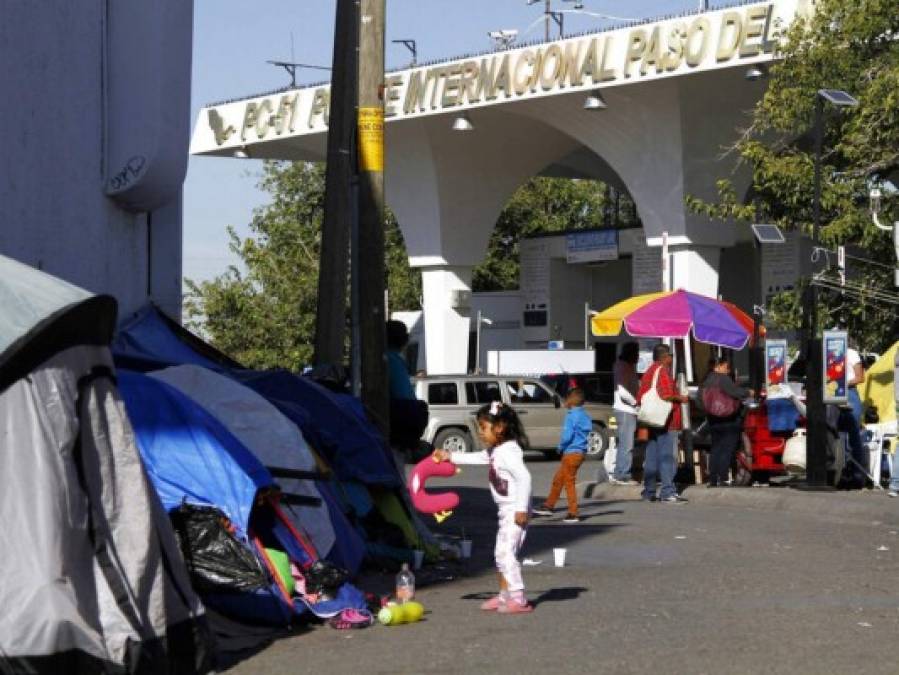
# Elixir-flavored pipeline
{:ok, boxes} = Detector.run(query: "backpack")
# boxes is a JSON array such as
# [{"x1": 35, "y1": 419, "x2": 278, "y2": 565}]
[{"x1": 701, "y1": 386, "x2": 739, "y2": 418}]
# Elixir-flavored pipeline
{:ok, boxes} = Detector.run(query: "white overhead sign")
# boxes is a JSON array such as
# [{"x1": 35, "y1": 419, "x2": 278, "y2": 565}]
[{"x1": 191, "y1": 1, "x2": 806, "y2": 155}]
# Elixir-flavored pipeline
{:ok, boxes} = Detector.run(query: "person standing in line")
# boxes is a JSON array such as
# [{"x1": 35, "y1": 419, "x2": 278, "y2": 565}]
[
  {"x1": 699, "y1": 357, "x2": 753, "y2": 487},
  {"x1": 838, "y1": 341, "x2": 868, "y2": 489},
  {"x1": 638, "y1": 344, "x2": 689, "y2": 504},
  {"x1": 609, "y1": 342, "x2": 641, "y2": 486},
  {"x1": 433, "y1": 402, "x2": 534, "y2": 614},
  {"x1": 533, "y1": 388, "x2": 592, "y2": 523}
]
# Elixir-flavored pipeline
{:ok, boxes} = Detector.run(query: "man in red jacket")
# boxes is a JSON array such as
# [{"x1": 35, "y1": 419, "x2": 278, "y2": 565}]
[{"x1": 637, "y1": 344, "x2": 689, "y2": 503}]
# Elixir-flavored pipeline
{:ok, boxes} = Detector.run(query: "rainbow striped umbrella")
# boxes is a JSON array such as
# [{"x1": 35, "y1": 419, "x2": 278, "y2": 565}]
[{"x1": 590, "y1": 289, "x2": 759, "y2": 350}]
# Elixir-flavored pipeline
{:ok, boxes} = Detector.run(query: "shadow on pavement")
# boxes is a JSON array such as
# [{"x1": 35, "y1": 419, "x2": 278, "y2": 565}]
[
  {"x1": 416, "y1": 486, "x2": 627, "y2": 588},
  {"x1": 531, "y1": 586, "x2": 589, "y2": 607},
  {"x1": 459, "y1": 586, "x2": 589, "y2": 608}
]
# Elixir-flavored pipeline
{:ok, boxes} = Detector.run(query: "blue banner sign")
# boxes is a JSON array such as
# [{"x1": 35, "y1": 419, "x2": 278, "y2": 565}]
[{"x1": 566, "y1": 230, "x2": 619, "y2": 263}]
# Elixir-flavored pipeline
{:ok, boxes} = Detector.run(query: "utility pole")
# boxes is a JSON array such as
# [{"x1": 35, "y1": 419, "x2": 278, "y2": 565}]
[
  {"x1": 805, "y1": 95, "x2": 827, "y2": 486},
  {"x1": 314, "y1": 0, "x2": 358, "y2": 366},
  {"x1": 545, "y1": 0, "x2": 551, "y2": 41},
  {"x1": 356, "y1": 0, "x2": 389, "y2": 435}
]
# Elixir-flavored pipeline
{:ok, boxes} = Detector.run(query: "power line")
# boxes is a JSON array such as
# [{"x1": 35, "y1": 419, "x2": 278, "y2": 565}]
[{"x1": 811, "y1": 245, "x2": 894, "y2": 272}]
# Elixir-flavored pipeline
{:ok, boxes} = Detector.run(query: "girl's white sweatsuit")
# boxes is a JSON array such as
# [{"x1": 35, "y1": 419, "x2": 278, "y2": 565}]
[{"x1": 451, "y1": 440, "x2": 532, "y2": 590}]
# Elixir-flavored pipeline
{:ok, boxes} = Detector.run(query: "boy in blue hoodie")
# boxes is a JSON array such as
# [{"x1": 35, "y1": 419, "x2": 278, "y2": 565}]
[{"x1": 533, "y1": 388, "x2": 592, "y2": 523}]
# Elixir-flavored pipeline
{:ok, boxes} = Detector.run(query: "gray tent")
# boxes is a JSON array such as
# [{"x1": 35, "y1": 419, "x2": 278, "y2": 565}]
[{"x1": 0, "y1": 255, "x2": 213, "y2": 674}]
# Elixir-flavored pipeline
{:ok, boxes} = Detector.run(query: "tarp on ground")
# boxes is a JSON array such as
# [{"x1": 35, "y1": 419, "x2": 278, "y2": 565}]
[
  {"x1": 150, "y1": 364, "x2": 337, "y2": 560},
  {"x1": 863, "y1": 340, "x2": 898, "y2": 426},
  {"x1": 236, "y1": 369, "x2": 400, "y2": 487},
  {"x1": 0, "y1": 255, "x2": 213, "y2": 674}
]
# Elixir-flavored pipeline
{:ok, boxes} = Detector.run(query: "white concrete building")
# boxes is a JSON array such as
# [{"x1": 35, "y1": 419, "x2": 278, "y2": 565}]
[
  {"x1": 191, "y1": 0, "x2": 813, "y2": 373},
  {"x1": 1, "y1": 2, "x2": 194, "y2": 319}
]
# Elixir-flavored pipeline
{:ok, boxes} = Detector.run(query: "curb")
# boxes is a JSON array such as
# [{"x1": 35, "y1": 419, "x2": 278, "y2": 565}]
[{"x1": 585, "y1": 482, "x2": 899, "y2": 526}]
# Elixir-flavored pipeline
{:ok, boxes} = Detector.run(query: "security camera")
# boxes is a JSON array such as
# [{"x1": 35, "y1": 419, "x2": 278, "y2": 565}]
[{"x1": 488, "y1": 29, "x2": 518, "y2": 41}]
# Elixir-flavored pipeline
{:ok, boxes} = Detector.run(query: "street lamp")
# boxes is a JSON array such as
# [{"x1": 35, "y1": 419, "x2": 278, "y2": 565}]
[
  {"x1": 869, "y1": 187, "x2": 899, "y2": 287},
  {"x1": 526, "y1": 0, "x2": 584, "y2": 40},
  {"x1": 266, "y1": 60, "x2": 331, "y2": 87},
  {"x1": 391, "y1": 39, "x2": 417, "y2": 67},
  {"x1": 475, "y1": 310, "x2": 493, "y2": 374},
  {"x1": 806, "y1": 88, "x2": 859, "y2": 487},
  {"x1": 749, "y1": 222, "x2": 785, "y2": 392}
]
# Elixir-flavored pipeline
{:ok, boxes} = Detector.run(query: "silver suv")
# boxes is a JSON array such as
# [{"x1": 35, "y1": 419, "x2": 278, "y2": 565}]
[{"x1": 414, "y1": 375, "x2": 614, "y2": 460}]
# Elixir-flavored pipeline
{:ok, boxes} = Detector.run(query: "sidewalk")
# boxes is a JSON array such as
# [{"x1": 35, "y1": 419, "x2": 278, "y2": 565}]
[{"x1": 588, "y1": 481, "x2": 899, "y2": 526}]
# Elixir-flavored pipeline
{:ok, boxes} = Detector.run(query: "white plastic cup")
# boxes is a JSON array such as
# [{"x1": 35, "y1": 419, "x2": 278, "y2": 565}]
[
  {"x1": 413, "y1": 549, "x2": 424, "y2": 570},
  {"x1": 460, "y1": 539, "x2": 472, "y2": 558},
  {"x1": 553, "y1": 547, "x2": 567, "y2": 567}
]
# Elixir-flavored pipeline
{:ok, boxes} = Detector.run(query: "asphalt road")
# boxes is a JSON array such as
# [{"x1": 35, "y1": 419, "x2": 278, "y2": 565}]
[{"x1": 225, "y1": 455, "x2": 899, "y2": 675}]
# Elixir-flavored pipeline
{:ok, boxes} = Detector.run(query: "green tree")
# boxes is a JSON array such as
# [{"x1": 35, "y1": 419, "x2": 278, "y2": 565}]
[
  {"x1": 473, "y1": 177, "x2": 635, "y2": 291},
  {"x1": 187, "y1": 165, "x2": 634, "y2": 369},
  {"x1": 184, "y1": 161, "x2": 421, "y2": 370},
  {"x1": 688, "y1": 0, "x2": 899, "y2": 352}
]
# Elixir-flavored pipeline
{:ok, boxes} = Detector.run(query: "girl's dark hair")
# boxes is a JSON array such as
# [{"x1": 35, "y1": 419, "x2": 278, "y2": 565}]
[{"x1": 476, "y1": 400, "x2": 529, "y2": 449}]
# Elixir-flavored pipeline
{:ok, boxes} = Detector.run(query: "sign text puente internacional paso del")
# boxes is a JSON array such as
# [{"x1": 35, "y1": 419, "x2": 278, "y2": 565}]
[
  {"x1": 191, "y1": 1, "x2": 812, "y2": 375},
  {"x1": 192, "y1": 1, "x2": 804, "y2": 153}
]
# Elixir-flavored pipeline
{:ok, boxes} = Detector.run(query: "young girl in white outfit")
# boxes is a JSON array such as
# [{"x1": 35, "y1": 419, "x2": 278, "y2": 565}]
[{"x1": 434, "y1": 401, "x2": 533, "y2": 613}]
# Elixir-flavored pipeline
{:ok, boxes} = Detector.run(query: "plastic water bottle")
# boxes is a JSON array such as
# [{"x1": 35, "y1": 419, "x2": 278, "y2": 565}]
[{"x1": 395, "y1": 563, "x2": 415, "y2": 603}]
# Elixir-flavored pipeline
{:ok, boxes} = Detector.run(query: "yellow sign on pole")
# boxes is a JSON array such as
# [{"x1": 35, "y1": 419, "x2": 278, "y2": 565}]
[{"x1": 357, "y1": 107, "x2": 384, "y2": 172}]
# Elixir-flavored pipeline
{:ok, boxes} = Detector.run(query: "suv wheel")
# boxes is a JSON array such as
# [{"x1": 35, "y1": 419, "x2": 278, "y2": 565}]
[
  {"x1": 585, "y1": 426, "x2": 608, "y2": 461},
  {"x1": 434, "y1": 427, "x2": 473, "y2": 454}
]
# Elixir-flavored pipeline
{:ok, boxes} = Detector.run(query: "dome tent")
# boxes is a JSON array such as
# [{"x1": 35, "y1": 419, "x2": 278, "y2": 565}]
[{"x1": 0, "y1": 255, "x2": 213, "y2": 674}]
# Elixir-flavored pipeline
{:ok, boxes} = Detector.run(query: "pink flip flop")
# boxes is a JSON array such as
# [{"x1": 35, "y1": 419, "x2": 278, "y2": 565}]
[
  {"x1": 329, "y1": 608, "x2": 374, "y2": 629},
  {"x1": 497, "y1": 599, "x2": 534, "y2": 614},
  {"x1": 480, "y1": 595, "x2": 504, "y2": 611}
]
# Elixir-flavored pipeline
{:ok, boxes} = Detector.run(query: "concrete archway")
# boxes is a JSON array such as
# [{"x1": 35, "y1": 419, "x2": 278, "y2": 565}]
[{"x1": 191, "y1": 1, "x2": 811, "y2": 372}]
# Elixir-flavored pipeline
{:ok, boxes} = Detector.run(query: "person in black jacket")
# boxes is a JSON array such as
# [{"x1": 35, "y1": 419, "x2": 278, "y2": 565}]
[{"x1": 700, "y1": 357, "x2": 753, "y2": 487}]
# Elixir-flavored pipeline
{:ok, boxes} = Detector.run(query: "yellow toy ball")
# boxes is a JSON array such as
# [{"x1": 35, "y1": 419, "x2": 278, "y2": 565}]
[
  {"x1": 402, "y1": 601, "x2": 424, "y2": 622},
  {"x1": 377, "y1": 601, "x2": 425, "y2": 625}
]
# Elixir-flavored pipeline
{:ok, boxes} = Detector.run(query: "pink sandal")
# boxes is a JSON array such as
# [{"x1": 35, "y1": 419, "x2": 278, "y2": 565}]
[
  {"x1": 498, "y1": 598, "x2": 533, "y2": 614},
  {"x1": 329, "y1": 608, "x2": 374, "y2": 629},
  {"x1": 480, "y1": 595, "x2": 504, "y2": 611}
]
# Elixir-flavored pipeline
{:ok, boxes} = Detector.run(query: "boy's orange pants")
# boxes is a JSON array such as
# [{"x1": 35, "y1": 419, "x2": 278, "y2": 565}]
[{"x1": 542, "y1": 452, "x2": 585, "y2": 516}]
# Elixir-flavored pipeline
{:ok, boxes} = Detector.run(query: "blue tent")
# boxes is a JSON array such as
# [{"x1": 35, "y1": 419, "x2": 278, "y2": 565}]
[
  {"x1": 117, "y1": 371, "x2": 365, "y2": 624},
  {"x1": 112, "y1": 305, "x2": 415, "y2": 562},
  {"x1": 112, "y1": 306, "x2": 373, "y2": 570},
  {"x1": 113, "y1": 306, "x2": 399, "y2": 488},
  {"x1": 118, "y1": 370, "x2": 269, "y2": 534},
  {"x1": 113, "y1": 305, "x2": 239, "y2": 372},
  {"x1": 236, "y1": 369, "x2": 400, "y2": 487}
]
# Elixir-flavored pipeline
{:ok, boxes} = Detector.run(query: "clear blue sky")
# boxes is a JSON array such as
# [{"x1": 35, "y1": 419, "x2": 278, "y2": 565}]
[{"x1": 184, "y1": 0, "x2": 704, "y2": 283}]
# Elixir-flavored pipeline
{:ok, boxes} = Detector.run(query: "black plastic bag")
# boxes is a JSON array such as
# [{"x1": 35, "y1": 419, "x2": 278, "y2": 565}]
[
  {"x1": 170, "y1": 503, "x2": 269, "y2": 593},
  {"x1": 304, "y1": 560, "x2": 350, "y2": 597}
]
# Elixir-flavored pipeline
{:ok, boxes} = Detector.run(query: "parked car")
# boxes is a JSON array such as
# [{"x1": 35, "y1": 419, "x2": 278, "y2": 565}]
[
  {"x1": 413, "y1": 374, "x2": 615, "y2": 460},
  {"x1": 540, "y1": 371, "x2": 614, "y2": 406}
]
